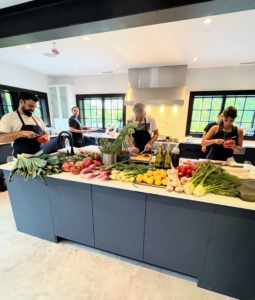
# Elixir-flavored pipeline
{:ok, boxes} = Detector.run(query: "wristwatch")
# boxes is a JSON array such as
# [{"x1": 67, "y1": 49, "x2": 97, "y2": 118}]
[{"x1": 148, "y1": 142, "x2": 153, "y2": 145}]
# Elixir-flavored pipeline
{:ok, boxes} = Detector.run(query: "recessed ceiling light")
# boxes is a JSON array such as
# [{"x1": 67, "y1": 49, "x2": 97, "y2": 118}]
[
  {"x1": 203, "y1": 17, "x2": 213, "y2": 24},
  {"x1": 25, "y1": 44, "x2": 31, "y2": 49},
  {"x1": 83, "y1": 36, "x2": 90, "y2": 40},
  {"x1": 193, "y1": 58, "x2": 198, "y2": 61},
  {"x1": 116, "y1": 64, "x2": 120, "y2": 67},
  {"x1": 75, "y1": 67, "x2": 79, "y2": 71}
]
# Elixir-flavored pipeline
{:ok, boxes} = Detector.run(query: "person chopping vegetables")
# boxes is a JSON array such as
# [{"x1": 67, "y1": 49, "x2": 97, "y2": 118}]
[
  {"x1": 127, "y1": 102, "x2": 159, "y2": 154},
  {"x1": 0, "y1": 91, "x2": 49, "y2": 156},
  {"x1": 201, "y1": 106, "x2": 243, "y2": 161}
]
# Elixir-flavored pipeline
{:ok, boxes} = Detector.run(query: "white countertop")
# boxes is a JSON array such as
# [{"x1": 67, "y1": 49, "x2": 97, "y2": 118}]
[
  {"x1": 1, "y1": 163, "x2": 255, "y2": 211},
  {"x1": 85, "y1": 132, "x2": 118, "y2": 139}
]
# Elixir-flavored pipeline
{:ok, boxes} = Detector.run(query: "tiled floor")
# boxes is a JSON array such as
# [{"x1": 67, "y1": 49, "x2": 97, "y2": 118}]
[{"x1": 0, "y1": 191, "x2": 236, "y2": 300}]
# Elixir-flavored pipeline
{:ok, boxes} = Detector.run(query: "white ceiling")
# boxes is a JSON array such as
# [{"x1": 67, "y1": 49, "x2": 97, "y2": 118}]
[
  {"x1": 0, "y1": 0, "x2": 32, "y2": 9},
  {"x1": 0, "y1": 9, "x2": 255, "y2": 76}
]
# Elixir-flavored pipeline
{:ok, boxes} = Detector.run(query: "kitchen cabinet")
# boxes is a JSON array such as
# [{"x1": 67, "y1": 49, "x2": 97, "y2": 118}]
[
  {"x1": 143, "y1": 194, "x2": 215, "y2": 278},
  {"x1": 180, "y1": 142, "x2": 249, "y2": 163},
  {"x1": 3, "y1": 170, "x2": 56, "y2": 242},
  {"x1": 92, "y1": 185, "x2": 146, "y2": 260},
  {"x1": 48, "y1": 84, "x2": 76, "y2": 130},
  {"x1": 47, "y1": 178, "x2": 94, "y2": 246},
  {"x1": 198, "y1": 205, "x2": 255, "y2": 299}
]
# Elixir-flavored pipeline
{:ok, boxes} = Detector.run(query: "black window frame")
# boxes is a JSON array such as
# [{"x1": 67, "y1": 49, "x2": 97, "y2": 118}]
[
  {"x1": 76, "y1": 93, "x2": 126, "y2": 129},
  {"x1": 186, "y1": 90, "x2": 255, "y2": 140},
  {"x1": 0, "y1": 84, "x2": 51, "y2": 127}
]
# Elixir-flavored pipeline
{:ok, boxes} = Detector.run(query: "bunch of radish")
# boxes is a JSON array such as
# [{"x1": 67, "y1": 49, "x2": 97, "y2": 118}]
[{"x1": 81, "y1": 169, "x2": 111, "y2": 181}]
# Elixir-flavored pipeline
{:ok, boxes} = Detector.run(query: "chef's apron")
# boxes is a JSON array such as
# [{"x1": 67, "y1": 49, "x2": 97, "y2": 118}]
[
  {"x1": 206, "y1": 124, "x2": 238, "y2": 161},
  {"x1": 13, "y1": 110, "x2": 43, "y2": 157},
  {"x1": 132, "y1": 118, "x2": 152, "y2": 153}
]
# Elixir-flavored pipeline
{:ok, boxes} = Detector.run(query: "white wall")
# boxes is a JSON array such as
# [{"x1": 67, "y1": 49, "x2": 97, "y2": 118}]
[
  {"x1": 2, "y1": 61, "x2": 255, "y2": 139},
  {"x1": 53, "y1": 65, "x2": 255, "y2": 139},
  {"x1": 0, "y1": 60, "x2": 51, "y2": 92},
  {"x1": 52, "y1": 73, "x2": 128, "y2": 94}
]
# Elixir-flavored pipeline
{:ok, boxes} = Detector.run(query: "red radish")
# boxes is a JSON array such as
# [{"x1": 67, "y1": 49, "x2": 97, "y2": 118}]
[
  {"x1": 88, "y1": 164, "x2": 97, "y2": 171},
  {"x1": 100, "y1": 175, "x2": 109, "y2": 181},
  {"x1": 80, "y1": 168, "x2": 92, "y2": 174},
  {"x1": 93, "y1": 160, "x2": 102, "y2": 166}
]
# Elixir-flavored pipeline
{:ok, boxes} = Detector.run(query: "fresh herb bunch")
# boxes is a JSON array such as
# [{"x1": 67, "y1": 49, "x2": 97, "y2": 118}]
[{"x1": 99, "y1": 121, "x2": 138, "y2": 154}]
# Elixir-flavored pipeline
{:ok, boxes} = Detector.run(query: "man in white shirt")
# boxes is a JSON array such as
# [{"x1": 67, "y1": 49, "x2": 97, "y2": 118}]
[
  {"x1": 0, "y1": 91, "x2": 49, "y2": 156},
  {"x1": 127, "y1": 102, "x2": 159, "y2": 154}
]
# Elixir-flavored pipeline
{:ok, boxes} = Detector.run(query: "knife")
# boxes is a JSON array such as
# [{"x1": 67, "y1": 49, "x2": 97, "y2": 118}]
[{"x1": 226, "y1": 136, "x2": 237, "y2": 140}]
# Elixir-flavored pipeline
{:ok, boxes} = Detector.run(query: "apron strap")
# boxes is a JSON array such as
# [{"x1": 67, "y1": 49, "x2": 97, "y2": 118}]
[{"x1": 16, "y1": 110, "x2": 38, "y2": 126}]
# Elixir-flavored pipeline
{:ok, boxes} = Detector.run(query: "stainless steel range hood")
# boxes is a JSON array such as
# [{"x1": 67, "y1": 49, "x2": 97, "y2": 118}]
[{"x1": 124, "y1": 65, "x2": 187, "y2": 105}]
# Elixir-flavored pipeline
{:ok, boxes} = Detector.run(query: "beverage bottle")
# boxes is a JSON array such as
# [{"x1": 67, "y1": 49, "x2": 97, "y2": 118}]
[
  {"x1": 163, "y1": 145, "x2": 172, "y2": 169},
  {"x1": 65, "y1": 138, "x2": 70, "y2": 151},
  {"x1": 155, "y1": 143, "x2": 164, "y2": 168}
]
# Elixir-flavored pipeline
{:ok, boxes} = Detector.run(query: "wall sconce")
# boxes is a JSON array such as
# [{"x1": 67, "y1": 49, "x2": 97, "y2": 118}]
[
  {"x1": 146, "y1": 106, "x2": 151, "y2": 112},
  {"x1": 160, "y1": 105, "x2": 165, "y2": 113},
  {"x1": 173, "y1": 105, "x2": 178, "y2": 113}
]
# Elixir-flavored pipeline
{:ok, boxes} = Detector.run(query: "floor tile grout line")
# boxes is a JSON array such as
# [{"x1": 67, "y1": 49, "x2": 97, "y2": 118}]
[{"x1": 99, "y1": 256, "x2": 120, "y2": 300}]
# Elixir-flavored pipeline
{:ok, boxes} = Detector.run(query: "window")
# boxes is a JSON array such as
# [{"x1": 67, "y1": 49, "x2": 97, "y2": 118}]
[
  {"x1": 0, "y1": 91, "x2": 14, "y2": 118},
  {"x1": 186, "y1": 91, "x2": 255, "y2": 140},
  {"x1": 76, "y1": 94, "x2": 126, "y2": 129},
  {"x1": 0, "y1": 85, "x2": 51, "y2": 127}
]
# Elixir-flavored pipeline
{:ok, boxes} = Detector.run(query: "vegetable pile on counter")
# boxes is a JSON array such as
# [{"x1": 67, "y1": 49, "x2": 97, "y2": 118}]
[
  {"x1": 9, "y1": 150, "x2": 63, "y2": 183},
  {"x1": 166, "y1": 161, "x2": 241, "y2": 197}
]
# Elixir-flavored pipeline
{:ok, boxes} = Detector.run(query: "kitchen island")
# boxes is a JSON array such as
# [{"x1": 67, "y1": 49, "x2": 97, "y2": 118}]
[{"x1": 1, "y1": 163, "x2": 255, "y2": 299}]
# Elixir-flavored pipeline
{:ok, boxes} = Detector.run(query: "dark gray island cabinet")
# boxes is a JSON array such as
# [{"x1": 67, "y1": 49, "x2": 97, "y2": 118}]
[
  {"x1": 2, "y1": 168, "x2": 255, "y2": 299},
  {"x1": 143, "y1": 194, "x2": 215, "y2": 278}
]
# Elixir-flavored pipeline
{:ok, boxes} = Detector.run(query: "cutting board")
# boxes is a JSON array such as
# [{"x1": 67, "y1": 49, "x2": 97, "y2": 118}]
[
  {"x1": 130, "y1": 154, "x2": 151, "y2": 162},
  {"x1": 79, "y1": 146, "x2": 100, "y2": 153}
]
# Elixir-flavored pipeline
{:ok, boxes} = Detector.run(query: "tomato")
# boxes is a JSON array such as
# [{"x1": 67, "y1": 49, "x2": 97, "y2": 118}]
[
  {"x1": 62, "y1": 162, "x2": 74, "y2": 172},
  {"x1": 223, "y1": 140, "x2": 235, "y2": 147},
  {"x1": 37, "y1": 135, "x2": 48, "y2": 143},
  {"x1": 75, "y1": 161, "x2": 84, "y2": 169},
  {"x1": 178, "y1": 172, "x2": 184, "y2": 177},
  {"x1": 185, "y1": 169, "x2": 192, "y2": 176},
  {"x1": 179, "y1": 167, "x2": 186, "y2": 174},
  {"x1": 70, "y1": 166, "x2": 82, "y2": 175},
  {"x1": 82, "y1": 157, "x2": 94, "y2": 168}
]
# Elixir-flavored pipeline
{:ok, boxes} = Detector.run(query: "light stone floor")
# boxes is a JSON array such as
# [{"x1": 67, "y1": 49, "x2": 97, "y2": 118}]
[{"x1": 0, "y1": 191, "x2": 236, "y2": 300}]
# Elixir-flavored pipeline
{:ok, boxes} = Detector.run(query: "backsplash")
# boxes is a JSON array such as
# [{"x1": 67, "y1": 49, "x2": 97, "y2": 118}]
[{"x1": 126, "y1": 105, "x2": 185, "y2": 139}]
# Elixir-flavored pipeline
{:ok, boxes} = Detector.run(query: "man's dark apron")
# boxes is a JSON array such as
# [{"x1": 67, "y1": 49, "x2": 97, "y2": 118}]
[
  {"x1": 132, "y1": 118, "x2": 152, "y2": 153},
  {"x1": 13, "y1": 110, "x2": 43, "y2": 157}
]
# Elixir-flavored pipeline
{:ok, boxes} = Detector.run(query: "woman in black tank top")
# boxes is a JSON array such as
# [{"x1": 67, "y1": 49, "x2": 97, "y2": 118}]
[{"x1": 201, "y1": 106, "x2": 243, "y2": 161}]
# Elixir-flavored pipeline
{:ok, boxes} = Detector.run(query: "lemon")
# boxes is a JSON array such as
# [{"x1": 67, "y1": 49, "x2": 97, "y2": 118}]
[
  {"x1": 155, "y1": 179, "x2": 162, "y2": 186},
  {"x1": 147, "y1": 170, "x2": 153, "y2": 177},
  {"x1": 162, "y1": 178, "x2": 168, "y2": 186},
  {"x1": 160, "y1": 171, "x2": 167, "y2": 178},
  {"x1": 147, "y1": 177, "x2": 154, "y2": 185},
  {"x1": 150, "y1": 176, "x2": 155, "y2": 182},
  {"x1": 153, "y1": 170, "x2": 159, "y2": 176},
  {"x1": 136, "y1": 174, "x2": 143, "y2": 183},
  {"x1": 142, "y1": 174, "x2": 148, "y2": 183},
  {"x1": 154, "y1": 175, "x2": 162, "y2": 181}
]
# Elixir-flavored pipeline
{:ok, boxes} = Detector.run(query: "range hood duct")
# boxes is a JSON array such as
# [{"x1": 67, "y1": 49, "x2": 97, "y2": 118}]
[{"x1": 124, "y1": 65, "x2": 187, "y2": 105}]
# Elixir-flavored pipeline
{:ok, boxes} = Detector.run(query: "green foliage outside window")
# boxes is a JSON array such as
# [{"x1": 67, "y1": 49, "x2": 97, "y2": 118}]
[{"x1": 188, "y1": 92, "x2": 255, "y2": 137}]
